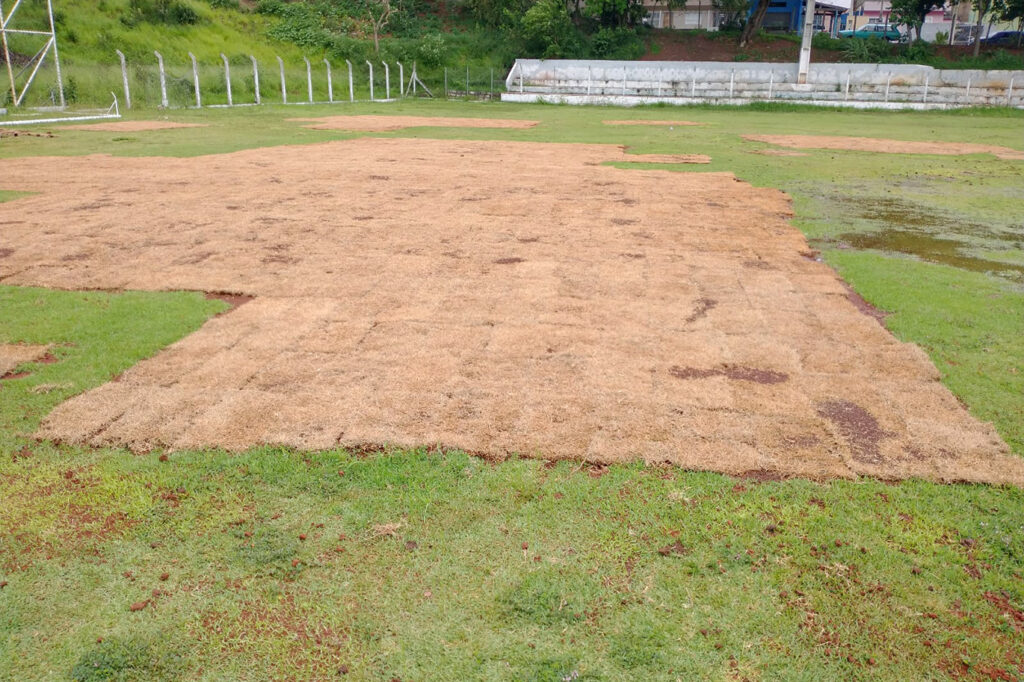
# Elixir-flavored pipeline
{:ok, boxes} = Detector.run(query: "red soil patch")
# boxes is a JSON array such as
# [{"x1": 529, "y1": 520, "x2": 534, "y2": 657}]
[
  {"x1": 0, "y1": 137, "x2": 1017, "y2": 485},
  {"x1": 62, "y1": 121, "x2": 208, "y2": 132},
  {"x1": 743, "y1": 134, "x2": 1024, "y2": 161}
]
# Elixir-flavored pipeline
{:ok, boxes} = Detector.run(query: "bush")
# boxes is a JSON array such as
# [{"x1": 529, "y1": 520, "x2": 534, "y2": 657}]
[
  {"x1": 589, "y1": 26, "x2": 645, "y2": 60},
  {"x1": 122, "y1": 0, "x2": 201, "y2": 26},
  {"x1": 934, "y1": 31, "x2": 948, "y2": 44},
  {"x1": 812, "y1": 32, "x2": 845, "y2": 50},
  {"x1": 898, "y1": 39, "x2": 934, "y2": 63},
  {"x1": 841, "y1": 36, "x2": 892, "y2": 62},
  {"x1": 416, "y1": 32, "x2": 449, "y2": 68},
  {"x1": 520, "y1": 0, "x2": 581, "y2": 58}
]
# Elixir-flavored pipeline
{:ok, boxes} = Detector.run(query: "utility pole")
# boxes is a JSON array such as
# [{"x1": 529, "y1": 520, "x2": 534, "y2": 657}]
[{"x1": 797, "y1": 0, "x2": 816, "y2": 84}]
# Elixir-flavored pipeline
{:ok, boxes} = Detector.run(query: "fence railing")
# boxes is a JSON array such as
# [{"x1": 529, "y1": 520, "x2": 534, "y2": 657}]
[{"x1": 2, "y1": 50, "x2": 509, "y2": 112}]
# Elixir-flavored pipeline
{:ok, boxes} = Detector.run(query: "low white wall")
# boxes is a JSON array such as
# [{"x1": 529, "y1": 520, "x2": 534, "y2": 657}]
[{"x1": 503, "y1": 59, "x2": 1024, "y2": 108}]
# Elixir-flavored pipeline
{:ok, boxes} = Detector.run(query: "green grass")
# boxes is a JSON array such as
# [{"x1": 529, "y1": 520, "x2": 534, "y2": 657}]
[{"x1": 1, "y1": 102, "x2": 1023, "y2": 680}]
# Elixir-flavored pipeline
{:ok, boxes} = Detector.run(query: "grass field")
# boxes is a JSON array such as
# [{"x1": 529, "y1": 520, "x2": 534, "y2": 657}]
[{"x1": 1, "y1": 101, "x2": 1023, "y2": 680}]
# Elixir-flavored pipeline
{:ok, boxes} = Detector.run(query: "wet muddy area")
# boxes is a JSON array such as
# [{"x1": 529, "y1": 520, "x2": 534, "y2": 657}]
[{"x1": 817, "y1": 197, "x2": 1024, "y2": 281}]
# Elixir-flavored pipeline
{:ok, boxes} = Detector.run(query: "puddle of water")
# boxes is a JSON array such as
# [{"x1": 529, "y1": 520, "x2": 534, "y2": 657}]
[
  {"x1": 833, "y1": 229, "x2": 1024, "y2": 279},
  {"x1": 837, "y1": 197, "x2": 1022, "y2": 245}
]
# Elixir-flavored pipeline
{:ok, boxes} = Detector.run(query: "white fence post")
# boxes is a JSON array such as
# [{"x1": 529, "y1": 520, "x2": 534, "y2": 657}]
[
  {"x1": 115, "y1": 49, "x2": 131, "y2": 109},
  {"x1": 250, "y1": 55, "x2": 260, "y2": 105},
  {"x1": 221, "y1": 53, "x2": 232, "y2": 106},
  {"x1": 324, "y1": 59, "x2": 333, "y2": 102},
  {"x1": 189, "y1": 52, "x2": 201, "y2": 107},
  {"x1": 303, "y1": 56, "x2": 313, "y2": 103},
  {"x1": 844, "y1": 72, "x2": 850, "y2": 101},
  {"x1": 518, "y1": 63, "x2": 523, "y2": 93},
  {"x1": 884, "y1": 73, "x2": 891, "y2": 103},
  {"x1": 923, "y1": 75, "x2": 929, "y2": 104},
  {"x1": 382, "y1": 62, "x2": 390, "y2": 99},
  {"x1": 1008, "y1": 78, "x2": 1015, "y2": 106},
  {"x1": 729, "y1": 69, "x2": 735, "y2": 99},
  {"x1": 366, "y1": 60, "x2": 374, "y2": 101},
  {"x1": 346, "y1": 60, "x2": 354, "y2": 102},
  {"x1": 965, "y1": 78, "x2": 971, "y2": 103},
  {"x1": 691, "y1": 71, "x2": 696, "y2": 97},
  {"x1": 769, "y1": 71, "x2": 774, "y2": 100},
  {"x1": 154, "y1": 50, "x2": 168, "y2": 108},
  {"x1": 397, "y1": 62, "x2": 404, "y2": 96},
  {"x1": 277, "y1": 56, "x2": 287, "y2": 104}
]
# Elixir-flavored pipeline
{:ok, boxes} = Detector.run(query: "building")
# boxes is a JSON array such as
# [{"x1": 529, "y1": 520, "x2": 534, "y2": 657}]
[{"x1": 643, "y1": 0, "x2": 849, "y2": 35}]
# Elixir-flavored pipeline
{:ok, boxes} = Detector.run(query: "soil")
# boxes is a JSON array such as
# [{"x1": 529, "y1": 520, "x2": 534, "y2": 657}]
[
  {"x1": 61, "y1": 121, "x2": 208, "y2": 132},
  {"x1": 0, "y1": 136, "x2": 1017, "y2": 485},
  {"x1": 290, "y1": 115, "x2": 540, "y2": 132},
  {"x1": 0, "y1": 344, "x2": 50, "y2": 375},
  {"x1": 743, "y1": 134, "x2": 1024, "y2": 161},
  {"x1": 644, "y1": 29, "x2": 844, "y2": 63}
]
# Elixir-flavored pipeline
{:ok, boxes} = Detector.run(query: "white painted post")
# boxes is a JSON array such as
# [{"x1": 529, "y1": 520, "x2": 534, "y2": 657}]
[
  {"x1": 965, "y1": 78, "x2": 971, "y2": 102},
  {"x1": 154, "y1": 50, "x2": 168, "y2": 108},
  {"x1": 345, "y1": 60, "x2": 354, "y2": 102},
  {"x1": 277, "y1": 56, "x2": 287, "y2": 104},
  {"x1": 797, "y1": 0, "x2": 816, "y2": 84},
  {"x1": 324, "y1": 59, "x2": 333, "y2": 103},
  {"x1": 115, "y1": 49, "x2": 131, "y2": 109},
  {"x1": 691, "y1": 71, "x2": 696, "y2": 97},
  {"x1": 1008, "y1": 78, "x2": 1014, "y2": 106},
  {"x1": 188, "y1": 52, "x2": 201, "y2": 107},
  {"x1": 729, "y1": 69, "x2": 735, "y2": 99},
  {"x1": 622, "y1": 70, "x2": 626, "y2": 96},
  {"x1": 657, "y1": 67, "x2": 662, "y2": 97},
  {"x1": 769, "y1": 71, "x2": 774, "y2": 99},
  {"x1": 518, "y1": 63, "x2": 523, "y2": 93},
  {"x1": 587, "y1": 65, "x2": 592, "y2": 96},
  {"x1": 397, "y1": 62, "x2": 404, "y2": 96},
  {"x1": 923, "y1": 75, "x2": 929, "y2": 104},
  {"x1": 845, "y1": 72, "x2": 850, "y2": 101},
  {"x1": 366, "y1": 60, "x2": 374, "y2": 101},
  {"x1": 250, "y1": 55, "x2": 260, "y2": 105},
  {"x1": 303, "y1": 56, "x2": 313, "y2": 103},
  {"x1": 221, "y1": 53, "x2": 232, "y2": 106},
  {"x1": 884, "y1": 73, "x2": 891, "y2": 103},
  {"x1": 382, "y1": 62, "x2": 390, "y2": 99},
  {"x1": 47, "y1": 0, "x2": 64, "y2": 107}
]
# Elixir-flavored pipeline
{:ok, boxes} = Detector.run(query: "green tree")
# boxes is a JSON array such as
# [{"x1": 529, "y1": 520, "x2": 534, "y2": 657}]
[
  {"x1": 521, "y1": 0, "x2": 580, "y2": 56},
  {"x1": 713, "y1": 0, "x2": 748, "y2": 29},
  {"x1": 995, "y1": 0, "x2": 1024, "y2": 45},
  {"x1": 889, "y1": 0, "x2": 944, "y2": 41},
  {"x1": 584, "y1": 0, "x2": 646, "y2": 27},
  {"x1": 740, "y1": 0, "x2": 769, "y2": 46}
]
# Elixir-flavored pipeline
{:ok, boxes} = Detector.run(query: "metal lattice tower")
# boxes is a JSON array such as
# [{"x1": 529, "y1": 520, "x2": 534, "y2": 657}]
[{"x1": 0, "y1": 0, "x2": 64, "y2": 108}]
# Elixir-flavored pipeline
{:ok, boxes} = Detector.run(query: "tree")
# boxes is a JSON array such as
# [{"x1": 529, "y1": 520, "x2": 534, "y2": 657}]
[
  {"x1": 521, "y1": 0, "x2": 580, "y2": 56},
  {"x1": 740, "y1": 0, "x2": 770, "y2": 46},
  {"x1": 364, "y1": 0, "x2": 395, "y2": 54},
  {"x1": 889, "y1": 0, "x2": 944, "y2": 41},
  {"x1": 995, "y1": 0, "x2": 1024, "y2": 45},
  {"x1": 971, "y1": 0, "x2": 995, "y2": 55},
  {"x1": 713, "y1": 0, "x2": 749, "y2": 29},
  {"x1": 584, "y1": 0, "x2": 646, "y2": 27}
]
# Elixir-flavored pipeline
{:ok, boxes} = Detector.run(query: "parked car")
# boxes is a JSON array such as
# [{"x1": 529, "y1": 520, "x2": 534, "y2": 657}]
[
  {"x1": 837, "y1": 24, "x2": 904, "y2": 42},
  {"x1": 980, "y1": 31, "x2": 1024, "y2": 47}
]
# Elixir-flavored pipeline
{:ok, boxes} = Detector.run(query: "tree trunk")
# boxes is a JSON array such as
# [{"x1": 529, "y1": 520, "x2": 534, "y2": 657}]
[
  {"x1": 373, "y1": 24, "x2": 380, "y2": 54},
  {"x1": 972, "y1": 14, "x2": 984, "y2": 56},
  {"x1": 739, "y1": 0, "x2": 771, "y2": 46}
]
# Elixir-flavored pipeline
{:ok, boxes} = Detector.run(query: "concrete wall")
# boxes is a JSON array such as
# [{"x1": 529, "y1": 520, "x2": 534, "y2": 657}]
[{"x1": 502, "y1": 59, "x2": 1024, "y2": 109}]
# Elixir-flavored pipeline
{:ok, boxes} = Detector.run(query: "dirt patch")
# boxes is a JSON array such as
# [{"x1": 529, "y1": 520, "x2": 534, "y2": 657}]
[
  {"x1": 603, "y1": 120, "x2": 703, "y2": 127},
  {"x1": 0, "y1": 137, "x2": 1017, "y2": 484},
  {"x1": 743, "y1": 134, "x2": 1024, "y2": 161},
  {"x1": 817, "y1": 400, "x2": 891, "y2": 465},
  {"x1": 617, "y1": 152, "x2": 710, "y2": 164},
  {"x1": 61, "y1": 121, "x2": 208, "y2": 132},
  {"x1": 291, "y1": 115, "x2": 539, "y2": 132},
  {"x1": 670, "y1": 365, "x2": 788, "y2": 385},
  {"x1": 0, "y1": 344, "x2": 50, "y2": 375},
  {"x1": 751, "y1": 149, "x2": 809, "y2": 157}
]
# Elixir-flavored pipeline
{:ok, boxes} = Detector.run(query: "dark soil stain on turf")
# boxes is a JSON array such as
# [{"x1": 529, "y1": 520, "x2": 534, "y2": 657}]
[
  {"x1": 205, "y1": 292, "x2": 255, "y2": 312},
  {"x1": 842, "y1": 283, "x2": 888, "y2": 327},
  {"x1": 685, "y1": 297, "x2": 716, "y2": 324},
  {"x1": 1, "y1": 370, "x2": 31, "y2": 381},
  {"x1": 817, "y1": 400, "x2": 890, "y2": 464},
  {"x1": 835, "y1": 230, "x2": 1024, "y2": 280},
  {"x1": 669, "y1": 365, "x2": 789, "y2": 384},
  {"x1": 494, "y1": 257, "x2": 525, "y2": 265}
]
